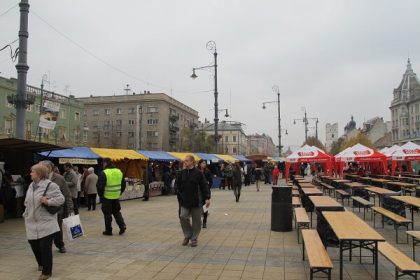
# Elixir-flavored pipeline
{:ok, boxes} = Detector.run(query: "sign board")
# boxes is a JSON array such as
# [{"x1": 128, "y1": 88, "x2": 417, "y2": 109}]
[
  {"x1": 39, "y1": 100, "x2": 60, "y2": 130},
  {"x1": 58, "y1": 158, "x2": 98, "y2": 165}
]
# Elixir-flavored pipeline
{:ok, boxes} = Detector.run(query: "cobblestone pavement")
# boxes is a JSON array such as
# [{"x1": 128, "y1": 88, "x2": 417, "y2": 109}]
[{"x1": 0, "y1": 181, "x2": 414, "y2": 279}]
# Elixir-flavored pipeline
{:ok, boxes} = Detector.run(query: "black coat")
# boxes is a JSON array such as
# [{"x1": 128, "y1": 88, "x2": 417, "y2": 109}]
[
  {"x1": 176, "y1": 167, "x2": 209, "y2": 208},
  {"x1": 232, "y1": 167, "x2": 242, "y2": 187}
]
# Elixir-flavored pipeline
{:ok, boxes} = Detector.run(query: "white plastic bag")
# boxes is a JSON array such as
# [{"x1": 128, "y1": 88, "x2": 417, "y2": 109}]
[{"x1": 62, "y1": 214, "x2": 84, "y2": 241}]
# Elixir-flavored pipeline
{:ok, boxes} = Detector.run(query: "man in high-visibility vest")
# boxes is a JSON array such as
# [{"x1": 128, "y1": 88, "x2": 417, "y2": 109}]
[{"x1": 97, "y1": 158, "x2": 127, "y2": 236}]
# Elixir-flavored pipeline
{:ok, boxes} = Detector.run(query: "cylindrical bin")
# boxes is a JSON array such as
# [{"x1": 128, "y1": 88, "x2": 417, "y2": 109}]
[{"x1": 271, "y1": 186, "x2": 292, "y2": 232}]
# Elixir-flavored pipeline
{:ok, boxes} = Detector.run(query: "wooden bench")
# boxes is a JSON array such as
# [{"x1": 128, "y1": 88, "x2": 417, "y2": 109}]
[
  {"x1": 292, "y1": 189, "x2": 300, "y2": 197},
  {"x1": 336, "y1": 189, "x2": 351, "y2": 205},
  {"x1": 320, "y1": 183, "x2": 335, "y2": 197},
  {"x1": 302, "y1": 229, "x2": 333, "y2": 280},
  {"x1": 292, "y1": 197, "x2": 301, "y2": 208},
  {"x1": 372, "y1": 207, "x2": 412, "y2": 243},
  {"x1": 351, "y1": 196, "x2": 374, "y2": 220},
  {"x1": 378, "y1": 241, "x2": 420, "y2": 279},
  {"x1": 294, "y1": 207, "x2": 310, "y2": 243},
  {"x1": 407, "y1": 231, "x2": 420, "y2": 261}
]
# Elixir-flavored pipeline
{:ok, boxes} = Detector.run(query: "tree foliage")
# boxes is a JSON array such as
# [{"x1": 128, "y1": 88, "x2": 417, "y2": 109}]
[
  {"x1": 340, "y1": 132, "x2": 375, "y2": 151},
  {"x1": 179, "y1": 127, "x2": 214, "y2": 153},
  {"x1": 329, "y1": 137, "x2": 345, "y2": 155},
  {"x1": 303, "y1": 136, "x2": 326, "y2": 151}
]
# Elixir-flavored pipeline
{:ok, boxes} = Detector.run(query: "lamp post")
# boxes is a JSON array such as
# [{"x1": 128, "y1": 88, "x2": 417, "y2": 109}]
[
  {"x1": 262, "y1": 85, "x2": 286, "y2": 156},
  {"x1": 191, "y1": 41, "x2": 219, "y2": 153},
  {"x1": 293, "y1": 107, "x2": 319, "y2": 143}
]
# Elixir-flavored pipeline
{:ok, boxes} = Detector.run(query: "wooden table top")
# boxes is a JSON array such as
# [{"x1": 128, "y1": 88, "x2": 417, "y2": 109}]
[
  {"x1": 299, "y1": 183, "x2": 317, "y2": 188},
  {"x1": 309, "y1": 196, "x2": 342, "y2": 208},
  {"x1": 365, "y1": 186, "x2": 398, "y2": 195},
  {"x1": 292, "y1": 197, "x2": 301, "y2": 206},
  {"x1": 370, "y1": 178, "x2": 390, "y2": 183},
  {"x1": 386, "y1": 181, "x2": 418, "y2": 188},
  {"x1": 343, "y1": 182, "x2": 368, "y2": 188},
  {"x1": 323, "y1": 211, "x2": 385, "y2": 241},
  {"x1": 302, "y1": 188, "x2": 323, "y2": 196},
  {"x1": 392, "y1": 196, "x2": 420, "y2": 208},
  {"x1": 332, "y1": 179, "x2": 352, "y2": 183}
]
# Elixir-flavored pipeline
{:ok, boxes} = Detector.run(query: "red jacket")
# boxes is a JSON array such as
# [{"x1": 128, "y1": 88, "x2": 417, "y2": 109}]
[{"x1": 272, "y1": 168, "x2": 280, "y2": 177}]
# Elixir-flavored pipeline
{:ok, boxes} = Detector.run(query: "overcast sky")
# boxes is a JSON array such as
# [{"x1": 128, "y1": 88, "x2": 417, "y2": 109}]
[{"x1": 1, "y1": 1, "x2": 420, "y2": 150}]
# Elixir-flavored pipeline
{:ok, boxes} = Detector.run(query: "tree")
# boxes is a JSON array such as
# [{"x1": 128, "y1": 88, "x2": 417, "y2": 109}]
[
  {"x1": 303, "y1": 136, "x2": 326, "y2": 151},
  {"x1": 340, "y1": 132, "x2": 375, "y2": 151},
  {"x1": 329, "y1": 137, "x2": 345, "y2": 155},
  {"x1": 178, "y1": 127, "x2": 214, "y2": 153}
]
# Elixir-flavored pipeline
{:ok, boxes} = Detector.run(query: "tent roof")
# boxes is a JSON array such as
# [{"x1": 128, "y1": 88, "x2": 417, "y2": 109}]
[
  {"x1": 382, "y1": 145, "x2": 402, "y2": 159},
  {"x1": 215, "y1": 154, "x2": 239, "y2": 163},
  {"x1": 391, "y1": 141, "x2": 420, "y2": 161},
  {"x1": 194, "y1": 153, "x2": 222, "y2": 162},
  {"x1": 269, "y1": 156, "x2": 286, "y2": 162},
  {"x1": 168, "y1": 152, "x2": 201, "y2": 161},
  {"x1": 39, "y1": 147, "x2": 100, "y2": 159},
  {"x1": 137, "y1": 150, "x2": 176, "y2": 162},
  {"x1": 233, "y1": 155, "x2": 252, "y2": 163},
  {"x1": 287, "y1": 145, "x2": 332, "y2": 163},
  {"x1": 335, "y1": 143, "x2": 386, "y2": 162},
  {"x1": 0, "y1": 138, "x2": 62, "y2": 152},
  {"x1": 90, "y1": 148, "x2": 147, "y2": 161}
]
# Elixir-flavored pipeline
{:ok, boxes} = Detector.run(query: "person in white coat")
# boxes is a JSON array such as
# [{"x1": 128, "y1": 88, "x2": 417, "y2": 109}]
[{"x1": 23, "y1": 163, "x2": 65, "y2": 280}]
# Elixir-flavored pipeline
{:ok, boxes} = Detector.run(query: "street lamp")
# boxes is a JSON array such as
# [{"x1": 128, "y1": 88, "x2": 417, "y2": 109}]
[
  {"x1": 293, "y1": 107, "x2": 319, "y2": 142},
  {"x1": 262, "y1": 85, "x2": 285, "y2": 156},
  {"x1": 190, "y1": 40, "x2": 219, "y2": 153}
]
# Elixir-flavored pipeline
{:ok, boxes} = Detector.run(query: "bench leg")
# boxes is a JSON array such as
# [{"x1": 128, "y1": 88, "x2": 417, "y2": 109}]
[
  {"x1": 302, "y1": 238, "x2": 305, "y2": 261},
  {"x1": 310, "y1": 269, "x2": 313, "y2": 280},
  {"x1": 328, "y1": 269, "x2": 331, "y2": 280}
]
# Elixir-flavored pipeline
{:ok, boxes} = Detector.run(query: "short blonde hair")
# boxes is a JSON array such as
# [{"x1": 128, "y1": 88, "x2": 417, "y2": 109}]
[{"x1": 31, "y1": 163, "x2": 49, "y2": 180}]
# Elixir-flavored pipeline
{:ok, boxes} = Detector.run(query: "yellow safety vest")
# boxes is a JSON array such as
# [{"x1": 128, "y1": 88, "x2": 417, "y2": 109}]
[{"x1": 103, "y1": 168, "x2": 123, "y2": 199}]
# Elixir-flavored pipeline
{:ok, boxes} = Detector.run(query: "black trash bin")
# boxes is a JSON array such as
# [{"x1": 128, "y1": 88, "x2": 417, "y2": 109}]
[{"x1": 271, "y1": 186, "x2": 292, "y2": 232}]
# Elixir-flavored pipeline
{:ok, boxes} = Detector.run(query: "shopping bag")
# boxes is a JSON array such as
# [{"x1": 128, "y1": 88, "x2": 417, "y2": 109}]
[{"x1": 62, "y1": 214, "x2": 84, "y2": 241}]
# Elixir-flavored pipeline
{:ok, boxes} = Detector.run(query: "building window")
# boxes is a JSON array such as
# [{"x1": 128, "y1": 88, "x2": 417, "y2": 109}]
[
  {"x1": 116, "y1": 131, "x2": 122, "y2": 137},
  {"x1": 83, "y1": 131, "x2": 88, "y2": 142},
  {"x1": 92, "y1": 120, "x2": 98, "y2": 129},
  {"x1": 74, "y1": 112, "x2": 80, "y2": 121},
  {"x1": 104, "y1": 132, "x2": 110, "y2": 138},
  {"x1": 225, "y1": 136, "x2": 229, "y2": 142},
  {"x1": 147, "y1": 119, "x2": 158, "y2": 125},
  {"x1": 83, "y1": 110, "x2": 87, "y2": 116},
  {"x1": 58, "y1": 127, "x2": 67, "y2": 140},
  {"x1": 105, "y1": 109, "x2": 110, "y2": 115},
  {"x1": 233, "y1": 136, "x2": 237, "y2": 142},
  {"x1": 128, "y1": 131, "x2": 135, "y2": 138},
  {"x1": 60, "y1": 108, "x2": 67, "y2": 119},
  {"x1": 233, "y1": 147, "x2": 237, "y2": 154},
  {"x1": 5, "y1": 96, "x2": 13, "y2": 108},
  {"x1": 93, "y1": 109, "x2": 99, "y2": 116},
  {"x1": 128, "y1": 107, "x2": 135, "y2": 114},
  {"x1": 147, "y1": 131, "x2": 159, "y2": 137},
  {"x1": 116, "y1": 108, "x2": 122, "y2": 114},
  {"x1": 147, "y1": 106, "x2": 158, "y2": 113},
  {"x1": 128, "y1": 120, "x2": 135, "y2": 125},
  {"x1": 83, "y1": 121, "x2": 88, "y2": 128}
]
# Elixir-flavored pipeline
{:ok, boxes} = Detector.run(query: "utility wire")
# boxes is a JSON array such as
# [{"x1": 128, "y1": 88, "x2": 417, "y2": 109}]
[
  {"x1": 0, "y1": 38, "x2": 19, "y2": 62},
  {"x1": 0, "y1": 4, "x2": 18, "y2": 18}
]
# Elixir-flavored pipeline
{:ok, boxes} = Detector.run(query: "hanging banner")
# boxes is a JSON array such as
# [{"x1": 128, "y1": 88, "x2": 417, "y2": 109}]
[
  {"x1": 58, "y1": 158, "x2": 98, "y2": 165},
  {"x1": 39, "y1": 100, "x2": 60, "y2": 129}
]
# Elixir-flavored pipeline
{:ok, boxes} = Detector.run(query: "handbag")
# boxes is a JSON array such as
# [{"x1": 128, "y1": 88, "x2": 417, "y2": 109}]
[
  {"x1": 41, "y1": 182, "x2": 63, "y2": 215},
  {"x1": 62, "y1": 214, "x2": 84, "y2": 240}
]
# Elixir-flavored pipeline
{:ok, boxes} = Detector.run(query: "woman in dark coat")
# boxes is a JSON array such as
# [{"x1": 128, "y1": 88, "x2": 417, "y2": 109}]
[
  {"x1": 232, "y1": 162, "x2": 243, "y2": 202},
  {"x1": 198, "y1": 160, "x2": 212, "y2": 228}
]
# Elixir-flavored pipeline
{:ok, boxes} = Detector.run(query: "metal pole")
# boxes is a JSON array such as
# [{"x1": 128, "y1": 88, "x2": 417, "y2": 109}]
[
  {"x1": 304, "y1": 110, "x2": 308, "y2": 142},
  {"x1": 214, "y1": 49, "x2": 219, "y2": 153},
  {"x1": 15, "y1": 0, "x2": 30, "y2": 139},
  {"x1": 277, "y1": 91, "x2": 281, "y2": 156},
  {"x1": 315, "y1": 119, "x2": 319, "y2": 140},
  {"x1": 38, "y1": 82, "x2": 43, "y2": 142}
]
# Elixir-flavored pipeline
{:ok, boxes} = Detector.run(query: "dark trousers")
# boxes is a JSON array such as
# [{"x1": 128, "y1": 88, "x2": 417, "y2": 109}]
[
  {"x1": 72, "y1": 198, "x2": 79, "y2": 215},
  {"x1": 226, "y1": 177, "x2": 232, "y2": 190},
  {"x1": 101, "y1": 198, "x2": 126, "y2": 233},
  {"x1": 87, "y1": 194, "x2": 97, "y2": 210},
  {"x1": 53, "y1": 213, "x2": 64, "y2": 249},
  {"x1": 143, "y1": 184, "x2": 149, "y2": 199},
  {"x1": 28, "y1": 233, "x2": 54, "y2": 276},
  {"x1": 202, "y1": 211, "x2": 208, "y2": 225}
]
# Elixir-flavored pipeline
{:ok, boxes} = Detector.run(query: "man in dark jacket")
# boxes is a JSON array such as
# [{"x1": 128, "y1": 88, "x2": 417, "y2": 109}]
[
  {"x1": 175, "y1": 155, "x2": 210, "y2": 247},
  {"x1": 232, "y1": 162, "x2": 242, "y2": 202},
  {"x1": 40, "y1": 160, "x2": 73, "y2": 253},
  {"x1": 97, "y1": 158, "x2": 127, "y2": 236}
]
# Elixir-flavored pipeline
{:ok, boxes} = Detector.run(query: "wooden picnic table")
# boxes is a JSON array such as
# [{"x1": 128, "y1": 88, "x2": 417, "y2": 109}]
[
  {"x1": 298, "y1": 183, "x2": 317, "y2": 188},
  {"x1": 323, "y1": 211, "x2": 385, "y2": 280},
  {"x1": 301, "y1": 188, "x2": 323, "y2": 196},
  {"x1": 342, "y1": 182, "x2": 369, "y2": 195},
  {"x1": 386, "y1": 181, "x2": 418, "y2": 192},
  {"x1": 310, "y1": 196, "x2": 343, "y2": 211},
  {"x1": 332, "y1": 179, "x2": 352, "y2": 183},
  {"x1": 292, "y1": 197, "x2": 301, "y2": 207},
  {"x1": 365, "y1": 186, "x2": 398, "y2": 206},
  {"x1": 391, "y1": 196, "x2": 420, "y2": 230}
]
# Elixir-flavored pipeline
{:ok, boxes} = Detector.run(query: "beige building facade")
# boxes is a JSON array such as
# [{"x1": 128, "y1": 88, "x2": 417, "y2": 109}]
[
  {"x1": 200, "y1": 121, "x2": 247, "y2": 155},
  {"x1": 78, "y1": 92, "x2": 199, "y2": 151},
  {"x1": 247, "y1": 133, "x2": 276, "y2": 156}
]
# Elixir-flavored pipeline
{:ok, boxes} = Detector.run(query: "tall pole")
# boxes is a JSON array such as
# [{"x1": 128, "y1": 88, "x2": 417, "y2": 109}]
[
  {"x1": 315, "y1": 119, "x2": 319, "y2": 140},
  {"x1": 208, "y1": 41, "x2": 219, "y2": 153},
  {"x1": 304, "y1": 109, "x2": 308, "y2": 143},
  {"x1": 38, "y1": 82, "x2": 44, "y2": 142},
  {"x1": 15, "y1": 0, "x2": 30, "y2": 139}
]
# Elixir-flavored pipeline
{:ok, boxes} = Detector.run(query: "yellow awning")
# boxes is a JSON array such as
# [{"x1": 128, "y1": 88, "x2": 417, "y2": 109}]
[
  {"x1": 168, "y1": 152, "x2": 200, "y2": 161},
  {"x1": 215, "y1": 154, "x2": 239, "y2": 163},
  {"x1": 90, "y1": 148, "x2": 148, "y2": 161}
]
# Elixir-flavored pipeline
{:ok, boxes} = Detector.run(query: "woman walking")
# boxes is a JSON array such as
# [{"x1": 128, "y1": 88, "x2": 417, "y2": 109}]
[
  {"x1": 24, "y1": 163, "x2": 64, "y2": 280},
  {"x1": 253, "y1": 165, "x2": 262, "y2": 192},
  {"x1": 272, "y1": 166, "x2": 280, "y2": 186},
  {"x1": 232, "y1": 162, "x2": 243, "y2": 202},
  {"x1": 198, "y1": 160, "x2": 212, "y2": 228}
]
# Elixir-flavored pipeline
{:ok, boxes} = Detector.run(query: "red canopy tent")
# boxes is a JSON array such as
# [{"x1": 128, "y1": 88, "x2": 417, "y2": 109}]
[
  {"x1": 285, "y1": 145, "x2": 333, "y2": 181},
  {"x1": 390, "y1": 141, "x2": 420, "y2": 175},
  {"x1": 335, "y1": 143, "x2": 388, "y2": 177}
]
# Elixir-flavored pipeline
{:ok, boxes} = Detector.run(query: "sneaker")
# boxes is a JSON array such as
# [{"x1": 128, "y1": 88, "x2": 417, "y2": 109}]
[
  {"x1": 39, "y1": 274, "x2": 51, "y2": 280},
  {"x1": 202, "y1": 223, "x2": 207, "y2": 228},
  {"x1": 190, "y1": 239, "x2": 198, "y2": 247},
  {"x1": 119, "y1": 227, "x2": 126, "y2": 235},
  {"x1": 102, "y1": 231, "x2": 112, "y2": 236},
  {"x1": 182, "y1": 238, "x2": 189, "y2": 246},
  {"x1": 58, "y1": 247, "x2": 66, "y2": 253},
  {"x1": 38, "y1": 266, "x2": 43, "y2": 272}
]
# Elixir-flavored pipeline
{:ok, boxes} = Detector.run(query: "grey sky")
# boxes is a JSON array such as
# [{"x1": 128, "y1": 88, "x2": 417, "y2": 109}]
[{"x1": 1, "y1": 0, "x2": 420, "y2": 150}]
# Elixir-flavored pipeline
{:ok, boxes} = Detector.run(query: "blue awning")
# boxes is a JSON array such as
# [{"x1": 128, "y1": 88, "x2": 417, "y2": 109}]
[
  {"x1": 233, "y1": 155, "x2": 252, "y2": 163},
  {"x1": 137, "y1": 150, "x2": 177, "y2": 162},
  {"x1": 195, "y1": 153, "x2": 223, "y2": 162},
  {"x1": 39, "y1": 147, "x2": 100, "y2": 159}
]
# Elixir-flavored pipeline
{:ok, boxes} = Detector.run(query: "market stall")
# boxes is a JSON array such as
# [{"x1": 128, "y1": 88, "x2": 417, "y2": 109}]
[
  {"x1": 391, "y1": 142, "x2": 420, "y2": 176},
  {"x1": 285, "y1": 145, "x2": 333, "y2": 181},
  {"x1": 39, "y1": 146, "x2": 100, "y2": 166},
  {"x1": 168, "y1": 152, "x2": 201, "y2": 162}
]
